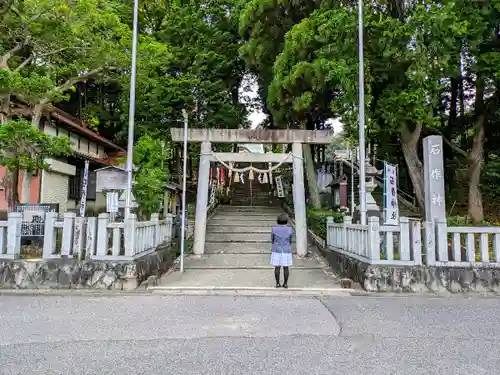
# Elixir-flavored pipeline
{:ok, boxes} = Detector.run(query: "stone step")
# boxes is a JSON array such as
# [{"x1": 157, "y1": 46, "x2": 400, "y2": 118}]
[
  {"x1": 219, "y1": 205, "x2": 280, "y2": 211},
  {"x1": 204, "y1": 242, "x2": 275, "y2": 254},
  {"x1": 206, "y1": 232, "x2": 295, "y2": 243},
  {"x1": 213, "y1": 210, "x2": 281, "y2": 218},
  {"x1": 208, "y1": 219, "x2": 278, "y2": 226},
  {"x1": 183, "y1": 253, "x2": 323, "y2": 269},
  {"x1": 231, "y1": 200, "x2": 274, "y2": 205},
  {"x1": 207, "y1": 225, "x2": 272, "y2": 233}
]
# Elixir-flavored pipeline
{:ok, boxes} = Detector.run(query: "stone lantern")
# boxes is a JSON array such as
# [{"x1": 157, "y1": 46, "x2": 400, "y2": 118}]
[{"x1": 354, "y1": 156, "x2": 382, "y2": 222}]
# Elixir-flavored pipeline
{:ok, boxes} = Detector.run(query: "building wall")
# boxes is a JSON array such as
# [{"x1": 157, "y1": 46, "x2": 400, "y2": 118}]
[
  {"x1": 0, "y1": 167, "x2": 41, "y2": 211},
  {"x1": 40, "y1": 170, "x2": 70, "y2": 212},
  {"x1": 43, "y1": 121, "x2": 108, "y2": 160}
]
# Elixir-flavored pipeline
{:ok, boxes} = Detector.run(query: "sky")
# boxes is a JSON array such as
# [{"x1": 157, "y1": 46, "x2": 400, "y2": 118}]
[{"x1": 240, "y1": 75, "x2": 343, "y2": 134}]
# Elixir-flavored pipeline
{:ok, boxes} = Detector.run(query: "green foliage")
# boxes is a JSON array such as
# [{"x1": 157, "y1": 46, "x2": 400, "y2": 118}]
[
  {"x1": 482, "y1": 158, "x2": 500, "y2": 199},
  {"x1": 0, "y1": 118, "x2": 71, "y2": 172},
  {"x1": 132, "y1": 134, "x2": 172, "y2": 216},
  {"x1": 307, "y1": 208, "x2": 344, "y2": 240},
  {"x1": 0, "y1": 0, "x2": 128, "y2": 111},
  {"x1": 128, "y1": 0, "x2": 248, "y2": 136}
]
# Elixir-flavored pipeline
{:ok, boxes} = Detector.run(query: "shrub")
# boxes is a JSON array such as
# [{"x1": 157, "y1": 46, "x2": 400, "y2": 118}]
[{"x1": 307, "y1": 209, "x2": 344, "y2": 240}]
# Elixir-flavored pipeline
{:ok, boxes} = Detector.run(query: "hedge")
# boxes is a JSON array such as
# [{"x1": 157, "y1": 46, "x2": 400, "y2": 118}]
[{"x1": 307, "y1": 209, "x2": 344, "y2": 240}]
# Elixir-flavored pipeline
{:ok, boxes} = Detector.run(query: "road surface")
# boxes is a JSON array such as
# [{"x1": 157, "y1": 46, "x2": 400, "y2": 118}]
[{"x1": 1, "y1": 294, "x2": 499, "y2": 374}]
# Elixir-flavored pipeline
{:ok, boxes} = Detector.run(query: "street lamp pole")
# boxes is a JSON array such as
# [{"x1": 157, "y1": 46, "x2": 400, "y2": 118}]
[
  {"x1": 180, "y1": 109, "x2": 189, "y2": 273},
  {"x1": 358, "y1": 0, "x2": 367, "y2": 225},
  {"x1": 125, "y1": 0, "x2": 139, "y2": 217}
]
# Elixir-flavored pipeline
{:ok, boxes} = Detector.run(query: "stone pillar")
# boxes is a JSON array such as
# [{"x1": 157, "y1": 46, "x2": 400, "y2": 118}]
[
  {"x1": 193, "y1": 141, "x2": 211, "y2": 255},
  {"x1": 292, "y1": 142, "x2": 308, "y2": 257}
]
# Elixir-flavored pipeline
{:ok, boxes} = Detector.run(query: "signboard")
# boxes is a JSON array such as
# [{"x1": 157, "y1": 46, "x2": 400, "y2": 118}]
[
  {"x1": 383, "y1": 162, "x2": 399, "y2": 225},
  {"x1": 275, "y1": 176, "x2": 285, "y2": 198},
  {"x1": 79, "y1": 161, "x2": 89, "y2": 217},
  {"x1": 106, "y1": 192, "x2": 119, "y2": 213},
  {"x1": 423, "y1": 136, "x2": 446, "y2": 223},
  {"x1": 96, "y1": 167, "x2": 128, "y2": 192}
]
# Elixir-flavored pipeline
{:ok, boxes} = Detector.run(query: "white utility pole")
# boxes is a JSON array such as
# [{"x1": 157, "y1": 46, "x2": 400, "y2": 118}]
[
  {"x1": 125, "y1": 0, "x2": 139, "y2": 217},
  {"x1": 358, "y1": 0, "x2": 367, "y2": 225},
  {"x1": 180, "y1": 109, "x2": 189, "y2": 272}
]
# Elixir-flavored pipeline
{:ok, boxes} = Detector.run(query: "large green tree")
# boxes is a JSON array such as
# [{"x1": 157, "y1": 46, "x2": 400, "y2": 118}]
[
  {"x1": 0, "y1": 0, "x2": 129, "y2": 207},
  {"x1": 260, "y1": 0, "x2": 500, "y2": 222},
  {"x1": 0, "y1": 0, "x2": 129, "y2": 125}
]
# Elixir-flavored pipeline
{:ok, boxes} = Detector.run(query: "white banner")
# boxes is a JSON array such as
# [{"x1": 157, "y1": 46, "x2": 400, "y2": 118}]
[
  {"x1": 384, "y1": 162, "x2": 399, "y2": 225},
  {"x1": 79, "y1": 161, "x2": 89, "y2": 217},
  {"x1": 275, "y1": 176, "x2": 284, "y2": 198}
]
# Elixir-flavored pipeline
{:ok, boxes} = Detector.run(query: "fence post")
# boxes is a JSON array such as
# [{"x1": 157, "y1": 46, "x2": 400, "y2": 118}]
[
  {"x1": 410, "y1": 219, "x2": 422, "y2": 265},
  {"x1": 151, "y1": 213, "x2": 160, "y2": 247},
  {"x1": 326, "y1": 217, "x2": 333, "y2": 247},
  {"x1": 73, "y1": 216, "x2": 85, "y2": 260},
  {"x1": 124, "y1": 214, "x2": 137, "y2": 257},
  {"x1": 399, "y1": 217, "x2": 411, "y2": 261},
  {"x1": 423, "y1": 221, "x2": 436, "y2": 265},
  {"x1": 6, "y1": 212, "x2": 21, "y2": 259},
  {"x1": 343, "y1": 216, "x2": 352, "y2": 250},
  {"x1": 435, "y1": 218, "x2": 448, "y2": 262},
  {"x1": 85, "y1": 217, "x2": 97, "y2": 259},
  {"x1": 367, "y1": 216, "x2": 380, "y2": 261},
  {"x1": 96, "y1": 213, "x2": 109, "y2": 257},
  {"x1": 61, "y1": 212, "x2": 75, "y2": 257},
  {"x1": 43, "y1": 212, "x2": 57, "y2": 258},
  {"x1": 165, "y1": 214, "x2": 173, "y2": 245}
]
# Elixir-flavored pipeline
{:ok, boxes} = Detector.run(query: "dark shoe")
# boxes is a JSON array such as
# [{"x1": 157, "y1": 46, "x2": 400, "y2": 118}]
[
  {"x1": 283, "y1": 284, "x2": 288, "y2": 289},
  {"x1": 276, "y1": 284, "x2": 282, "y2": 288}
]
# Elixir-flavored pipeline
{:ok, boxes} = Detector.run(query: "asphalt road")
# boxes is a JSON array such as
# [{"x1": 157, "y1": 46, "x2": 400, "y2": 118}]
[{"x1": 1, "y1": 294, "x2": 499, "y2": 375}]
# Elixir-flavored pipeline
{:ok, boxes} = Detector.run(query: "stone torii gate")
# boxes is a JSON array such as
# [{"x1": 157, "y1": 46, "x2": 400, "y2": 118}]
[{"x1": 170, "y1": 128, "x2": 335, "y2": 257}]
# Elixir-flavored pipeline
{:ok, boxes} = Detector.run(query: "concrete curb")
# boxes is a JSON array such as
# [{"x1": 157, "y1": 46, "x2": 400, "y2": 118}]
[
  {"x1": 183, "y1": 266, "x2": 325, "y2": 270},
  {"x1": 0, "y1": 289, "x2": 155, "y2": 297},
  {"x1": 149, "y1": 286, "x2": 354, "y2": 296}
]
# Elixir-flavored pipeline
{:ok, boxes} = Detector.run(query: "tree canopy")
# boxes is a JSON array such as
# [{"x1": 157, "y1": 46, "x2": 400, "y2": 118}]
[
  {"x1": 1, "y1": 0, "x2": 499, "y2": 221},
  {"x1": 241, "y1": 0, "x2": 500, "y2": 222}
]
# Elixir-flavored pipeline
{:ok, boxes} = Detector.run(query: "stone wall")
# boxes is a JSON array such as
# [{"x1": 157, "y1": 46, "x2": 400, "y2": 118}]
[
  {"x1": 0, "y1": 244, "x2": 176, "y2": 290},
  {"x1": 318, "y1": 247, "x2": 500, "y2": 294}
]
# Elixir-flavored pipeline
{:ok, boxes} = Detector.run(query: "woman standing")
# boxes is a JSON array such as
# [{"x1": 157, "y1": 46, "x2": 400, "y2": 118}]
[{"x1": 270, "y1": 213, "x2": 293, "y2": 288}]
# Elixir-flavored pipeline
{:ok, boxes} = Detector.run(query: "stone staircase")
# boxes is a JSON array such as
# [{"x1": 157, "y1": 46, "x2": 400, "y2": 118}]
[
  {"x1": 230, "y1": 176, "x2": 276, "y2": 207},
  {"x1": 154, "y1": 205, "x2": 342, "y2": 293}
]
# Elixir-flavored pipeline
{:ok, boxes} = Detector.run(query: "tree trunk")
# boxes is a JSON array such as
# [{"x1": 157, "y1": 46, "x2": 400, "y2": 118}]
[
  {"x1": 4, "y1": 168, "x2": 19, "y2": 211},
  {"x1": 400, "y1": 123, "x2": 425, "y2": 211},
  {"x1": 299, "y1": 122, "x2": 321, "y2": 209},
  {"x1": 32, "y1": 103, "x2": 44, "y2": 127},
  {"x1": 0, "y1": 93, "x2": 10, "y2": 124},
  {"x1": 468, "y1": 78, "x2": 485, "y2": 224}
]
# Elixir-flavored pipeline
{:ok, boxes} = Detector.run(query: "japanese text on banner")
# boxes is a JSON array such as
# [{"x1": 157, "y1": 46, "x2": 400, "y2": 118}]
[{"x1": 384, "y1": 162, "x2": 399, "y2": 225}]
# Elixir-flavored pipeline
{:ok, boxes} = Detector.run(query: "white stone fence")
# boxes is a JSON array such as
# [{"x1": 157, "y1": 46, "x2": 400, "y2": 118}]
[
  {"x1": 432, "y1": 219, "x2": 500, "y2": 267},
  {"x1": 326, "y1": 216, "x2": 500, "y2": 267},
  {"x1": 0, "y1": 212, "x2": 173, "y2": 261}
]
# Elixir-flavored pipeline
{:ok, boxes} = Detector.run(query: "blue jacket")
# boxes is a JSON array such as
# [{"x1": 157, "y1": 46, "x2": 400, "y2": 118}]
[{"x1": 271, "y1": 225, "x2": 293, "y2": 254}]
